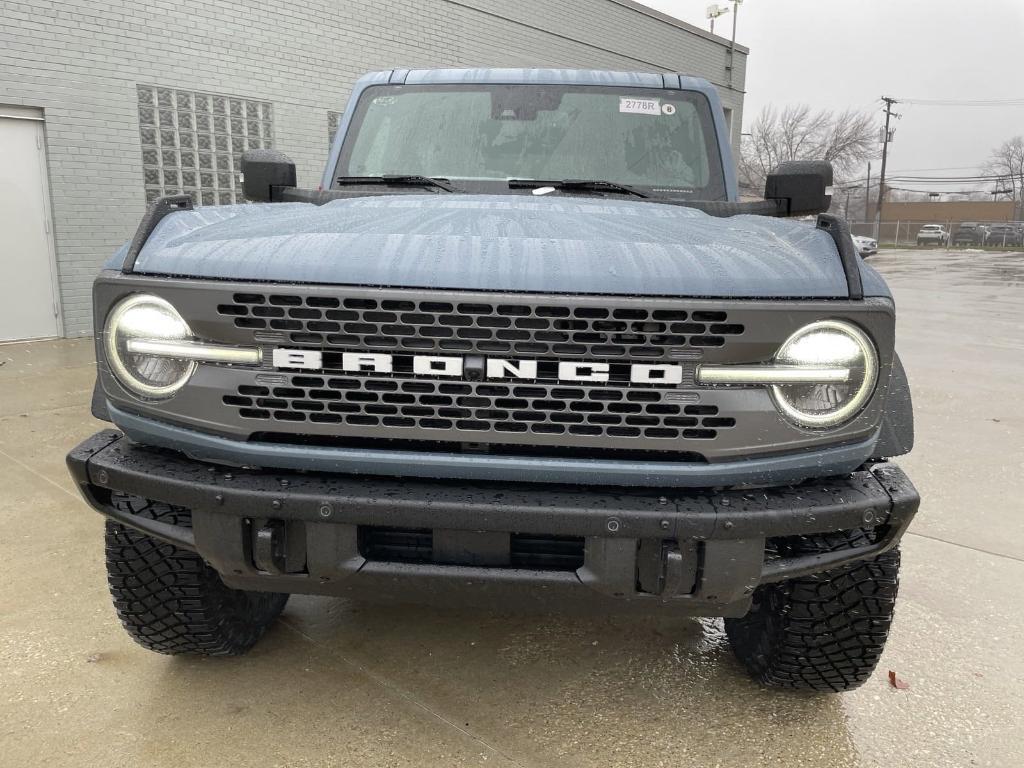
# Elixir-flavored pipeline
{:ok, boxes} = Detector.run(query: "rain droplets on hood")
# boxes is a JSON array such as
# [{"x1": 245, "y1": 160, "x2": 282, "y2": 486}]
[{"x1": 133, "y1": 194, "x2": 864, "y2": 299}]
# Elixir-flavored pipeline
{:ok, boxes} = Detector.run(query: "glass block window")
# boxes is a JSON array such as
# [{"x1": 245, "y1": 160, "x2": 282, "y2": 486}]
[
  {"x1": 137, "y1": 85, "x2": 274, "y2": 206},
  {"x1": 328, "y1": 110, "x2": 342, "y2": 148}
]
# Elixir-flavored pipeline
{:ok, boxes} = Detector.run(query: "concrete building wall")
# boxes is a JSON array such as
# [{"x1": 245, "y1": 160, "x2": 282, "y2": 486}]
[{"x1": 0, "y1": 0, "x2": 748, "y2": 336}]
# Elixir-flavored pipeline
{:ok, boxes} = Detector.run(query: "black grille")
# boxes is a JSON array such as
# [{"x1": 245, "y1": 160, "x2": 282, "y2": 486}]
[
  {"x1": 218, "y1": 293, "x2": 745, "y2": 359},
  {"x1": 358, "y1": 527, "x2": 431, "y2": 564},
  {"x1": 510, "y1": 534, "x2": 585, "y2": 571},
  {"x1": 357, "y1": 527, "x2": 585, "y2": 572},
  {"x1": 224, "y1": 375, "x2": 736, "y2": 442}
]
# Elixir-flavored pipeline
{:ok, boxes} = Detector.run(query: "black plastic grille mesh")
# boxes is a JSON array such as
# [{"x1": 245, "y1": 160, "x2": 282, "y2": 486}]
[
  {"x1": 218, "y1": 293, "x2": 745, "y2": 359},
  {"x1": 356, "y1": 527, "x2": 586, "y2": 571},
  {"x1": 214, "y1": 291, "x2": 747, "y2": 448},
  {"x1": 223, "y1": 375, "x2": 736, "y2": 441}
]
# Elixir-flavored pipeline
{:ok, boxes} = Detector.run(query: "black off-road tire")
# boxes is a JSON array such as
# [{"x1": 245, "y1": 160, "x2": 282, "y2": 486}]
[
  {"x1": 725, "y1": 529, "x2": 900, "y2": 692},
  {"x1": 104, "y1": 493, "x2": 289, "y2": 655}
]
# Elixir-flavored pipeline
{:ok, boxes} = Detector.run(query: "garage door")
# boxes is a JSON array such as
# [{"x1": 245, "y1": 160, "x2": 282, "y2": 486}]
[{"x1": 0, "y1": 110, "x2": 61, "y2": 341}]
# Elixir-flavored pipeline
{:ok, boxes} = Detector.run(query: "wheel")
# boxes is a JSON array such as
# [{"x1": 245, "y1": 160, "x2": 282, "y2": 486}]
[
  {"x1": 105, "y1": 493, "x2": 289, "y2": 655},
  {"x1": 725, "y1": 529, "x2": 900, "y2": 692}
]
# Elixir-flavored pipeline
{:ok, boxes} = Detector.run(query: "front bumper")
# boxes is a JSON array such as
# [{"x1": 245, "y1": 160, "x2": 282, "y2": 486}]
[{"x1": 68, "y1": 430, "x2": 919, "y2": 617}]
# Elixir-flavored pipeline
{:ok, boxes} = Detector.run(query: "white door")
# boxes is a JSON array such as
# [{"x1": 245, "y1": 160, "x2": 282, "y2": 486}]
[{"x1": 0, "y1": 112, "x2": 61, "y2": 341}]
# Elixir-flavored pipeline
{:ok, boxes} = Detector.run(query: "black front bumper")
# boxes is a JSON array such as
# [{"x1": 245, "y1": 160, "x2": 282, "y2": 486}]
[{"x1": 68, "y1": 430, "x2": 919, "y2": 617}]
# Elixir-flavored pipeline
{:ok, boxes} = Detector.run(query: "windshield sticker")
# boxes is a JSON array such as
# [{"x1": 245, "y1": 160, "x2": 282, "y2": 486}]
[
  {"x1": 619, "y1": 97, "x2": 661, "y2": 116},
  {"x1": 661, "y1": 103, "x2": 676, "y2": 115}
]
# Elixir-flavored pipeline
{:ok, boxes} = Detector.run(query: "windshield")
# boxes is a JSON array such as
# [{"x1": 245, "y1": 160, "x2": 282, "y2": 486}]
[{"x1": 336, "y1": 84, "x2": 727, "y2": 199}]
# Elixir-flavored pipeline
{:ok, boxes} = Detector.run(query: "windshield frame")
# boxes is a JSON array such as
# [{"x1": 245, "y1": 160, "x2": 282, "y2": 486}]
[{"x1": 331, "y1": 83, "x2": 729, "y2": 201}]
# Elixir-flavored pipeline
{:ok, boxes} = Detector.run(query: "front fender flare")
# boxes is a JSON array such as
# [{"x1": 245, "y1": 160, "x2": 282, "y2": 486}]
[{"x1": 873, "y1": 353, "x2": 914, "y2": 458}]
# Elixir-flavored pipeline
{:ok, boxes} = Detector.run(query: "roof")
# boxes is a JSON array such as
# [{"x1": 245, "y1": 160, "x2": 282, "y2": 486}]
[{"x1": 373, "y1": 68, "x2": 715, "y2": 92}]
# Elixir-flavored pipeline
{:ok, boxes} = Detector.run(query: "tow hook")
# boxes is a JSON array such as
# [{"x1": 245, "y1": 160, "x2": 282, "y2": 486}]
[{"x1": 253, "y1": 520, "x2": 287, "y2": 575}]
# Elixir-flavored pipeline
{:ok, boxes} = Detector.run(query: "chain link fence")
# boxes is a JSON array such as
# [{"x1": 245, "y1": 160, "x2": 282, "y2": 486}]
[{"x1": 848, "y1": 220, "x2": 1024, "y2": 249}]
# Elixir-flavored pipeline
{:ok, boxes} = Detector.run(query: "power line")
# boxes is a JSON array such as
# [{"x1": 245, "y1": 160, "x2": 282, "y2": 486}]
[
  {"x1": 889, "y1": 164, "x2": 985, "y2": 173},
  {"x1": 887, "y1": 186, "x2": 1014, "y2": 196},
  {"x1": 841, "y1": 172, "x2": 1010, "y2": 186},
  {"x1": 898, "y1": 97, "x2": 1024, "y2": 107},
  {"x1": 889, "y1": 176, "x2": 1009, "y2": 183}
]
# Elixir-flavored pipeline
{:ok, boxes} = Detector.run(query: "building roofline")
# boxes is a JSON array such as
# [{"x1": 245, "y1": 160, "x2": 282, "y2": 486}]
[{"x1": 605, "y1": 0, "x2": 750, "y2": 54}]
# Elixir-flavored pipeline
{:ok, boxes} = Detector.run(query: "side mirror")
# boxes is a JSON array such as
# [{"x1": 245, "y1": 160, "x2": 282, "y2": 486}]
[
  {"x1": 764, "y1": 160, "x2": 833, "y2": 217},
  {"x1": 240, "y1": 149, "x2": 296, "y2": 202}
]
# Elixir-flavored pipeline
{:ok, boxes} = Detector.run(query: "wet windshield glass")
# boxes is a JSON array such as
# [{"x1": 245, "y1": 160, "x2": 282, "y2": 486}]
[{"x1": 337, "y1": 84, "x2": 726, "y2": 199}]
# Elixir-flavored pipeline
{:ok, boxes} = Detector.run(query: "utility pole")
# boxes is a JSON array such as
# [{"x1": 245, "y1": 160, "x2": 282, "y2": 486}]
[
  {"x1": 874, "y1": 97, "x2": 900, "y2": 237},
  {"x1": 864, "y1": 162, "x2": 871, "y2": 223}
]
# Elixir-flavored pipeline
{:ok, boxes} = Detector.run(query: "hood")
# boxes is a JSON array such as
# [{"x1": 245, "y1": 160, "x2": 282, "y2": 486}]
[{"x1": 132, "y1": 194, "x2": 855, "y2": 298}]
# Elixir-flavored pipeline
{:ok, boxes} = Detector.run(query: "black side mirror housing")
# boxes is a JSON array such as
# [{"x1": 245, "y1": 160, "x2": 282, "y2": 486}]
[
  {"x1": 241, "y1": 149, "x2": 296, "y2": 202},
  {"x1": 764, "y1": 160, "x2": 834, "y2": 217}
]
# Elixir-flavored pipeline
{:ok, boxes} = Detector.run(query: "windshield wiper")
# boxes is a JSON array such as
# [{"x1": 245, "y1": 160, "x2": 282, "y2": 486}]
[
  {"x1": 508, "y1": 178, "x2": 649, "y2": 199},
  {"x1": 335, "y1": 175, "x2": 456, "y2": 192}
]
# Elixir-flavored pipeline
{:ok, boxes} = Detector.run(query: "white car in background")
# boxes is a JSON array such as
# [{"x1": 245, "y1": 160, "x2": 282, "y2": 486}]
[
  {"x1": 916, "y1": 224, "x2": 950, "y2": 246},
  {"x1": 852, "y1": 234, "x2": 878, "y2": 258}
]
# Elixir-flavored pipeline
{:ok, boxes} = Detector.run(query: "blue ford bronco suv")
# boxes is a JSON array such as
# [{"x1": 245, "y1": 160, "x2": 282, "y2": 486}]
[{"x1": 68, "y1": 69, "x2": 918, "y2": 692}]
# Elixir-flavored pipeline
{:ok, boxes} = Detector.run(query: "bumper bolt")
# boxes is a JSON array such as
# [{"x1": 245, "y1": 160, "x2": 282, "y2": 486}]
[
  {"x1": 863, "y1": 510, "x2": 875, "y2": 523},
  {"x1": 606, "y1": 518, "x2": 621, "y2": 533},
  {"x1": 660, "y1": 519, "x2": 670, "y2": 530},
  {"x1": 319, "y1": 504, "x2": 333, "y2": 519},
  {"x1": 271, "y1": 499, "x2": 282, "y2": 510},
  {"x1": 723, "y1": 521, "x2": 735, "y2": 531},
  {"x1": 96, "y1": 470, "x2": 109, "y2": 485},
  {"x1": 214, "y1": 494, "x2": 224, "y2": 506}
]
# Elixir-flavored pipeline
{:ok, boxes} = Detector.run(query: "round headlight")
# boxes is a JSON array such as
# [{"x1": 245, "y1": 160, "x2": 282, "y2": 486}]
[
  {"x1": 771, "y1": 320, "x2": 878, "y2": 427},
  {"x1": 104, "y1": 295, "x2": 195, "y2": 398}
]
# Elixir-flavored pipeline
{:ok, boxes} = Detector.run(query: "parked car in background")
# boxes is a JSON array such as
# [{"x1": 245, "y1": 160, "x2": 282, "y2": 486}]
[
  {"x1": 953, "y1": 222, "x2": 987, "y2": 247},
  {"x1": 984, "y1": 223, "x2": 1023, "y2": 247},
  {"x1": 915, "y1": 224, "x2": 949, "y2": 246},
  {"x1": 852, "y1": 234, "x2": 878, "y2": 257}
]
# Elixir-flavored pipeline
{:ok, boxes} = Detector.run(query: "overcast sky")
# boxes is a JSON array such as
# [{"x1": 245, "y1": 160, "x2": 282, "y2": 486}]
[{"x1": 638, "y1": 0, "x2": 1024, "y2": 192}]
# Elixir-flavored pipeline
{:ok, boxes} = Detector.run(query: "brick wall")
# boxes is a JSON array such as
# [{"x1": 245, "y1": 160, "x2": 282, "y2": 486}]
[{"x1": 0, "y1": 0, "x2": 747, "y2": 336}]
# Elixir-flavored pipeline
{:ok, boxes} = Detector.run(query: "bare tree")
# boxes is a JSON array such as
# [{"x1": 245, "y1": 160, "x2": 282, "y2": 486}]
[
  {"x1": 983, "y1": 136, "x2": 1024, "y2": 204},
  {"x1": 739, "y1": 105, "x2": 879, "y2": 195}
]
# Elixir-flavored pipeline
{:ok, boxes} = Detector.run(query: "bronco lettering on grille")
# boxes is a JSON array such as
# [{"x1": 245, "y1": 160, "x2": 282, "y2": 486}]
[{"x1": 273, "y1": 349, "x2": 685, "y2": 384}]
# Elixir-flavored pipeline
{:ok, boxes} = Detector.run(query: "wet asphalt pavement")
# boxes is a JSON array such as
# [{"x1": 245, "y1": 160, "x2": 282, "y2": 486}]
[{"x1": 1, "y1": 248, "x2": 1022, "y2": 767}]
